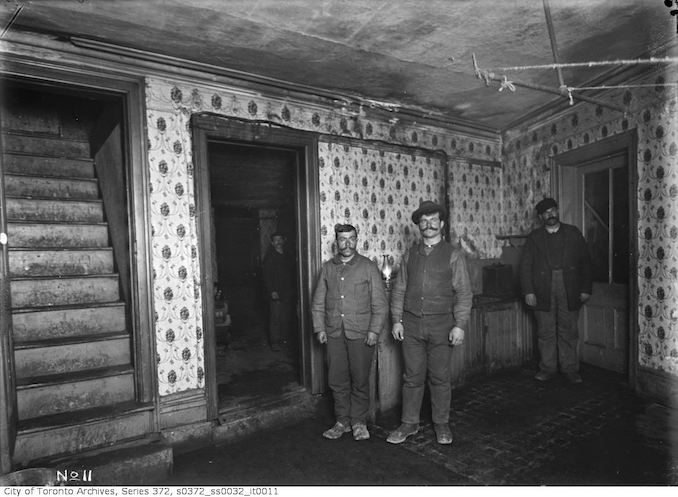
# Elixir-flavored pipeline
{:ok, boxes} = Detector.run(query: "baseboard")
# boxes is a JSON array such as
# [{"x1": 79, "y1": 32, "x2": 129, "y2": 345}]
[{"x1": 635, "y1": 366, "x2": 678, "y2": 408}]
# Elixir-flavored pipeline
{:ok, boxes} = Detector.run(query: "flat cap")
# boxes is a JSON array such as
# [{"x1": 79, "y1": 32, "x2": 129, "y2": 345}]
[{"x1": 535, "y1": 197, "x2": 558, "y2": 215}]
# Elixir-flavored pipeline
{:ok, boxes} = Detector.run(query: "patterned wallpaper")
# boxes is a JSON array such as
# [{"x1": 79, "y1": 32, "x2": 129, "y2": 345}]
[
  {"x1": 502, "y1": 70, "x2": 678, "y2": 376},
  {"x1": 145, "y1": 77, "x2": 501, "y2": 395},
  {"x1": 317, "y1": 140, "x2": 445, "y2": 268}
]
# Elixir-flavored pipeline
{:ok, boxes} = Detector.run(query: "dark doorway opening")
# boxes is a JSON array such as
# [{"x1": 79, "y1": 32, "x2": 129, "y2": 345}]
[{"x1": 207, "y1": 142, "x2": 302, "y2": 408}]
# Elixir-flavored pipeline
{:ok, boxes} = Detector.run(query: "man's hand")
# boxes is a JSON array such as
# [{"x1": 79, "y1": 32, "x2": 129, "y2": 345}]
[
  {"x1": 271, "y1": 291, "x2": 280, "y2": 301},
  {"x1": 365, "y1": 332, "x2": 378, "y2": 347},
  {"x1": 392, "y1": 322, "x2": 404, "y2": 341},
  {"x1": 316, "y1": 331, "x2": 327, "y2": 344},
  {"x1": 524, "y1": 293, "x2": 537, "y2": 307},
  {"x1": 580, "y1": 292, "x2": 591, "y2": 303},
  {"x1": 449, "y1": 326, "x2": 464, "y2": 346}
]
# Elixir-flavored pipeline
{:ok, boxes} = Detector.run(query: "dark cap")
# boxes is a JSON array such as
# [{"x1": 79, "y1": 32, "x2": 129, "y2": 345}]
[
  {"x1": 535, "y1": 197, "x2": 558, "y2": 215},
  {"x1": 411, "y1": 200, "x2": 446, "y2": 224}
]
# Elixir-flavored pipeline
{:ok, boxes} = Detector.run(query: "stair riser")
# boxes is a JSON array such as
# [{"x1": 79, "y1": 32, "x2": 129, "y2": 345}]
[
  {"x1": 12, "y1": 305, "x2": 127, "y2": 342},
  {"x1": 5, "y1": 175, "x2": 99, "y2": 200},
  {"x1": 3, "y1": 154, "x2": 95, "y2": 178},
  {"x1": 6, "y1": 198, "x2": 104, "y2": 223},
  {"x1": 4, "y1": 134, "x2": 90, "y2": 158},
  {"x1": 10, "y1": 276, "x2": 120, "y2": 308},
  {"x1": 15, "y1": 338, "x2": 132, "y2": 379},
  {"x1": 13, "y1": 410, "x2": 153, "y2": 466},
  {"x1": 9, "y1": 250, "x2": 114, "y2": 277},
  {"x1": 17, "y1": 373, "x2": 135, "y2": 419},
  {"x1": 8, "y1": 223, "x2": 109, "y2": 248}
]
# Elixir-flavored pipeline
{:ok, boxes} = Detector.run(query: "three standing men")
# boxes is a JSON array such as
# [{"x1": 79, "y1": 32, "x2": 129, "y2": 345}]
[
  {"x1": 387, "y1": 201, "x2": 473, "y2": 445},
  {"x1": 312, "y1": 224, "x2": 388, "y2": 441},
  {"x1": 520, "y1": 198, "x2": 593, "y2": 384}
]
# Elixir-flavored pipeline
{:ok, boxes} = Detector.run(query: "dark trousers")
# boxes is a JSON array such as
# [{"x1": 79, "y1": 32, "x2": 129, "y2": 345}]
[
  {"x1": 269, "y1": 297, "x2": 292, "y2": 346},
  {"x1": 534, "y1": 270, "x2": 580, "y2": 374},
  {"x1": 401, "y1": 312, "x2": 454, "y2": 425},
  {"x1": 326, "y1": 330, "x2": 375, "y2": 425}
]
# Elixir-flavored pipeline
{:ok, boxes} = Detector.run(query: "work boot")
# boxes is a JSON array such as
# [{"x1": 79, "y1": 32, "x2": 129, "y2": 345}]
[
  {"x1": 564, "y1": 372, "x2": 583, "y2": 384},
  {"x1": 322, "y1": 421, "x2": 351, "y2": 440},
  {"x1": 534, "y1": 370, "x2": 556, "y2": 381},
  {"x1": 434, "y1": 423, "x2": 453, "y2": 445},
  {"x1": 386, "y1": 423, "x2": 419, "y2": 444},
  {"x1": 352, "y1": 423, "x2": 370, "y2": 441}
]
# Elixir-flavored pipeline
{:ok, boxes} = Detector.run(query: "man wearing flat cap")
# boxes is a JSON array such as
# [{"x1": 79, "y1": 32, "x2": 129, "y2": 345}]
[
  {"x1": 387, "y1": 200, "x2": 472, "y2": 445},
  {"x1": 520, "y1": 197, "x2": 593, "y2": 384}
]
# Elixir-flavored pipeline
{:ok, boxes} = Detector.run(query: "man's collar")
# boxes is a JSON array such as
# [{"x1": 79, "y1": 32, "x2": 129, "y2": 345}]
[
  {"x1": 332, "y1": 253, "x2": 358, "y2": 264},
  {"x1": 545, "y1": 224, "x2": 561, "y2": 234}
]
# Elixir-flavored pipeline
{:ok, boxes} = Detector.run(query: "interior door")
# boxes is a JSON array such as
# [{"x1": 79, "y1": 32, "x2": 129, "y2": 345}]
[{"x1": 567, "y1": 153, "x2": 630, "y2": 373}]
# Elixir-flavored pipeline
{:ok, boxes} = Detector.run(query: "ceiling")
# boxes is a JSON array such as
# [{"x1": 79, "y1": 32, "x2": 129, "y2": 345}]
[{"x1": 1, "y1": 0, "x2": 674, "y2": 130}]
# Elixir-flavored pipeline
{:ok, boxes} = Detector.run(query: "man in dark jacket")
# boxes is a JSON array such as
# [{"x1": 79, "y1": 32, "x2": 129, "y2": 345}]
[
  {"x1": 311, "y1": 224, "x2": 388, "y2": 441},
  {"x1": 520, "y1": 198, "x2": 593, "y2": 383},
  {"x1": 263, "y1": 232, "x2": 295, "y2": 351},
  {"x1": 387, "y1": 201, "x2": 473, "y2": 446}
]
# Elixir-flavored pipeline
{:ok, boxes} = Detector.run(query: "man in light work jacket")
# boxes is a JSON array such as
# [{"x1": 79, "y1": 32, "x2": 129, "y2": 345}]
[
  {"x1": 312, "y1": 224, "x2": 388, "y2": 441},
  {"x1": 387, "y1": 201, "x2": 473, "y2": 445},
  {"x1": 520, "y1": 197, "x2": 593, "y2": 384}
]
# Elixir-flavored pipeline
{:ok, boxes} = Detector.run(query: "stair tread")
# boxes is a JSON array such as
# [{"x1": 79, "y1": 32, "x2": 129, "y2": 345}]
[
  {"x1": 14, "y1": 330, "x2": 130, "y2": 349},
  {"x1": 9, "y1": 220, "x2": 108, "y2": 226},
  {"x1": 6, "y1": 195, "x2": 103, "y2": 203},
  {"x1": 11, "y1": 273, "x2": 119, "y2": 281},
  {"x1": 17, "y1": 400, "x2": 154, "y2": 434},
  {"x1": 16, "y1": 364, "x2": 133, "y2": 389},
  {"x1": 12, "y1": 301, "x2": 126, "y2": 314},
  {"x1": 4, "y1": 150, "x2": 93, "y2": 161},
  {"x1": 4, "y1": 172, "x2": 98, "y2": 183},
  {"x1": 9, "y1": 247, "x2": 113, "y2": 252},
  {"x1": 3, "y1": 130, "x2": 91, "y2": 143}
]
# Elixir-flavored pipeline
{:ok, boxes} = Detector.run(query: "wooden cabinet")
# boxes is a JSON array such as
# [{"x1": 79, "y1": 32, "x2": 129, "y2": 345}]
[{"x1": 374, "y1": 297, "x2": 535, "y2": 416}]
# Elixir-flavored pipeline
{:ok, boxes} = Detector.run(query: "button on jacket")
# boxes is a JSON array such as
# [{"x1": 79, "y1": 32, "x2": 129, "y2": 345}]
[{"x1": 311, "y1": 253, "x2": 388, "y2": 339}]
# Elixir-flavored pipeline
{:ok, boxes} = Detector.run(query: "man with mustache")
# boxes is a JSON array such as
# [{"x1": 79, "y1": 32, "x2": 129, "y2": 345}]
[
  {"x1": 312, "y1": 224, "x2": 388, "y2": 441},
  {"x1": 387, "y1": 201, "x2": 472, "y2": 445},
  {"x1": 520, "y1": 197, "x2": 593, "y2": 384}
]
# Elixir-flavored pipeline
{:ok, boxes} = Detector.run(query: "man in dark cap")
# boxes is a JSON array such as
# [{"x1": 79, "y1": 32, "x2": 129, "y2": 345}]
[
  {"x1": 520, "y1": 197, "x2": 593, "y2": 383},
  {"x1": 263, "y1": 232, "x2": 295, "y2": 351},
  {"x1": 387, "y1": 200, "x2": 472, "y2": 445}
]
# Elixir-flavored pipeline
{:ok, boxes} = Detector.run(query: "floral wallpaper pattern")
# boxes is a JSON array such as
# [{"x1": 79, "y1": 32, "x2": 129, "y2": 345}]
[
  {"x1": 502, "y1": 70, "x2": 678, "y2": 375},
  {"x1": 145, "y1": 77, "x2": 500, "y2": 395},
  {"x1": 317, "y1": 140, "x2": 445, "y2": 267}
]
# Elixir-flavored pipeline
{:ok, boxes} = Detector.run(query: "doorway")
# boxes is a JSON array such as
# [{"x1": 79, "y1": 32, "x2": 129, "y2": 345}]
[
  {"x1": 209, "y1": 143, "x2": 300, "y2": 407},
  {"x1": 554, "y1": 130, "x2": 638, "y2": 377},
  {"x1": 191, "y1": 115, "x2": 323, "y2": 419}
]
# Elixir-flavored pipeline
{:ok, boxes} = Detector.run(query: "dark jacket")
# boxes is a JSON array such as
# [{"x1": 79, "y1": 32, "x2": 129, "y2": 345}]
[
  {"x1": 520, "y1": 223, "x2": 593, "y2": 311},
  {"x1": 263, "y1": 247, "x2": 295, "y2": 300},
  {"x1": 311, "y1": 253, "x2": 388, "y2": 339},
  {"x1": 391, "y1": 241, "x2": 473, "y2": 332}
]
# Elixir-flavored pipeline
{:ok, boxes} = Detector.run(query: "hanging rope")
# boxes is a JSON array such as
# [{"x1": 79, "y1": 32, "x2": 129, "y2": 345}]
[{"x1": 498, "y1": 76, "x2": 516, "y2": 92}]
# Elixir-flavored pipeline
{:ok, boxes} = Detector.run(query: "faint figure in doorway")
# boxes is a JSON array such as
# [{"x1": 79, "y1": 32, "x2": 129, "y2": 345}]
[
  {"x1": 263, "y1": 232, "x2": 295, "y2": 352},
  {"x1": 520, "y1": 197, "x2": 593, "y2": 384}
]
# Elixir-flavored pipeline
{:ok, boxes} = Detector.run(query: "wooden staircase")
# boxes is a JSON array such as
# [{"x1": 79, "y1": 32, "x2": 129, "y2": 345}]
[{"x1": 3, "y1": 127, "x2": 154, "y2": 466}]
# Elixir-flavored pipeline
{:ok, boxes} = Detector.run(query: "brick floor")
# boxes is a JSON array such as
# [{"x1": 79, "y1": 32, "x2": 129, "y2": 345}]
[{"x1": 374, "y1": 365, "x2": 678, "y2": 485}]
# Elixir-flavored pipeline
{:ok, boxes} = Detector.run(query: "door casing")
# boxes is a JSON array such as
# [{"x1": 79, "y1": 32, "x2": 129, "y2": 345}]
[
  {"x1": 552, "y1": 130, "x2": 638, "y2": 383},
  {"x1": 191, "y1": 114, "x2": 322, "y2": 421}
]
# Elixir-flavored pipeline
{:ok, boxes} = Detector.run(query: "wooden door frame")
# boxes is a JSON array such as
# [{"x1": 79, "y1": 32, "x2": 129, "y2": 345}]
[
  {"x1": 552, "y1": 130, "x2": 638, "y2": 384},
  {"x1": 191, "y1": 114, "x2": 322, "y2": 421},
  {"x1": 0, "y1": 60, "x2": 159, "y2": 464}
]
